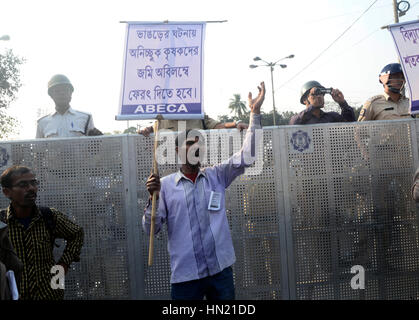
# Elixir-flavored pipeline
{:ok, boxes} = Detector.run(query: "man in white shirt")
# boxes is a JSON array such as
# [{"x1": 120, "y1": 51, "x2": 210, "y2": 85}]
[{"x1": 36, "y1": 74, "x2": 102, "y2": 138}]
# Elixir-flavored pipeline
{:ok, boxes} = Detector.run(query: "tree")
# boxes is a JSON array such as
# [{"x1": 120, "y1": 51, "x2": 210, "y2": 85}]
[
  {"x1": 280, "y1": 111, "x2": 298, "y2": 125},
  {"x1": 228, "y1": 94, "x2": 247, "y2": 118},
  {"x1": 0, "y1": 109, "x2": 19, "y2": 139},
  {"x1": 123, "y1": 126, "x2": 138, "y2": 134},
  {"x1": 217, "y1": 114, "x2": 234, "y2": 123},
  {"x1": 217, "y1": 108, "x2": 297, "y2": 127},
  {"x1": 103, "y1": 130, "x2": 123, "y2": 135},
  {"x1": 261, "y1": 110, "x2": 297, "y2": 126},
  {"x1": 0, "y1": 49, "x2": 24, "y2": 138}
]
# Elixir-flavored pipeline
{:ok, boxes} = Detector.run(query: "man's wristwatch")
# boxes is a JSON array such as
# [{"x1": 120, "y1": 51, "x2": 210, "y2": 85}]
[{"x1": 235, "y1": 120, "x2": 242, "y2": 127}]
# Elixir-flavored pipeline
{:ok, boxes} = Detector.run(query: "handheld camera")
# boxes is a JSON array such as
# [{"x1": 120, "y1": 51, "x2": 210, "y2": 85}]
[{"x1": 314, "y1": 87, "x2": 333, "y2": 95}]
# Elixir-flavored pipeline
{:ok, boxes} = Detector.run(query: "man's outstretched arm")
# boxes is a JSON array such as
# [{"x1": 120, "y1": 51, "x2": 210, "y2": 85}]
[{"x1": 216, "y1": 82, "x2": 265, "y2": 188}]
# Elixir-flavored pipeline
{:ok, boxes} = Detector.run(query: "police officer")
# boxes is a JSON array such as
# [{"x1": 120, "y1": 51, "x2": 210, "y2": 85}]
[
  {"x1": 36, "y1": 74, "x2": 102, "y2": 138},
  {"x1": 356, "y1": 63, "x2": 414, "y2": 276},
  {"x1": 289, "y1": 80, "x2": 355, "y2": 125},
  {"x1": 358, "y1": 63, "x2": 410, "y2": 121}
]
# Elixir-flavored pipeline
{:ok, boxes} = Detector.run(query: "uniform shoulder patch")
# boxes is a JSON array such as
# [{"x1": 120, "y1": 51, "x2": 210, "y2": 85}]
[
  {"x1": 366, "y1": 95, "x2": 384, "y2": 104},
  {"x1": 362, "y1": 95, "x2": 383, "y2": 110}
]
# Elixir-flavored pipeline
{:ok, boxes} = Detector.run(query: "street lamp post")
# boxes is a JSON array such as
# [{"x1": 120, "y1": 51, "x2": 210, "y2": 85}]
[{"x1": 250, "y1": 54, "x2": 294, "y2": 126}]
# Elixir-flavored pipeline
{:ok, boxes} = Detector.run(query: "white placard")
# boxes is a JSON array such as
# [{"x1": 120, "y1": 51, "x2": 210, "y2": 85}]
[{"x1": 117, "y1": 22, "x2": 206, "y2": 120}]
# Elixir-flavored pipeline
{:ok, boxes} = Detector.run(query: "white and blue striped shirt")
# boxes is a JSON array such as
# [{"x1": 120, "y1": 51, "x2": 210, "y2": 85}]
[{"x1": 143, "y1": 113, "x2": 261, "y2": 283}]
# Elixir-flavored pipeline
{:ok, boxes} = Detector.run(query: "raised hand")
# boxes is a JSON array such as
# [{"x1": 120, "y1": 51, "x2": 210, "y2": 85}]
[
  {"x1": 331, "y1": 88, "x2": 345, "y2": 104},
  {"x1": 248, "y1": 82, "x2": 266, "y2": 114},
  {"x1": 138, "y1": 126, "x2": 154, "y2": 137}
]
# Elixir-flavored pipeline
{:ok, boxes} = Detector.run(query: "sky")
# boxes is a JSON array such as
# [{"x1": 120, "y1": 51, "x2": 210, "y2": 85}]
[{"x1": 0, "y1": 0, "x2": 418, "y2": 139}]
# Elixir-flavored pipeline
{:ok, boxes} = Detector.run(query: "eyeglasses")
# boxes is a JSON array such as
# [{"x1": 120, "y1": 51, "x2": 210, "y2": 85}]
[{"x1": 12, "y1": 179, "x2": 40, "y2": 189}]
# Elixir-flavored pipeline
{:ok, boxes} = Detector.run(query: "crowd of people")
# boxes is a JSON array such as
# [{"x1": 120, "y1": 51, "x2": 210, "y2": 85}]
[{"x1": 0, "y1": 61, "x2": 417, "y2": 300}]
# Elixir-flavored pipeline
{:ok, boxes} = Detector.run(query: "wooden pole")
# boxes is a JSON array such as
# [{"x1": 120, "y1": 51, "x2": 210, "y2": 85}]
[{"x1": 148, "y1": 115, "x2": 162, "y2": 266}]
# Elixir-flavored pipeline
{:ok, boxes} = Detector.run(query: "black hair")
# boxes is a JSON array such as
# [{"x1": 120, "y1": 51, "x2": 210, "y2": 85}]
[
  {"x1": 0, "y1": 165, "x2": 33, "y2": 188},
  {"x1": 175, "y1": 129, "x2": 204, "y2": 147}
]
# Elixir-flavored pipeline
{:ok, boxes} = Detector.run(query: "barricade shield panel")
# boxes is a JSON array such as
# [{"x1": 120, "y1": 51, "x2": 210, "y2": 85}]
[
  {"x1": 0, "y1": 119, "x2": 418, "y2": 300},
  {"x1": 282, "y1": 120, "x2": 419, "y2": 300}
]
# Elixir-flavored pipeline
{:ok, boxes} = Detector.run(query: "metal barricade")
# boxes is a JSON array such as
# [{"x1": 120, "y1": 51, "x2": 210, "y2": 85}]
[{"x1": 0, "y1": 119, "x2": 418, "y2": 300}]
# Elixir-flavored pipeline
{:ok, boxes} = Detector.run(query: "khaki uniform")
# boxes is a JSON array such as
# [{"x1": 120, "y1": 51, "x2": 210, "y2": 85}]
[
  {"x1": 36, "y1": 107, "x2": 95, "y2": 138},
  {"x1": 357, "y1": 92, "x2": 415, "y2": 275},
  {"x1": 358, "y1": 93, "x2": 410, "y2": 121},
  {"x1": 158, "y1": 115, "x2": 221, "y2": 131}
]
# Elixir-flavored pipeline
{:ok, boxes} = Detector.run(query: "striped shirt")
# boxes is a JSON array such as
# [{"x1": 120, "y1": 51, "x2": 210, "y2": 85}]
[
  {"x1": 143, "y1": 113, "x2": 261, "y2": 283},
  {"x1": 1, "y1": 205, "x2": 84, "y2": 300}
]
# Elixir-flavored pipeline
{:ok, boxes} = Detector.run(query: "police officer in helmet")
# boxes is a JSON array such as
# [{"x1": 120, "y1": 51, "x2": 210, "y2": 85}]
[
  {"x1": 289, "y1": 80, "x2": 355, "y2": 125},
  {"x1": 358, "y1": 63, "x2": 410, "y2": 121},
  {"x1": 36, "y1": 74, "x2": 103, "y2": 138}
]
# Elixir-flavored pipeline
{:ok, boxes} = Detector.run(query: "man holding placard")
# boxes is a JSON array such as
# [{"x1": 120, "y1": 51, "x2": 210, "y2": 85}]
[{"x1": 143, "y1": 82, "x2": 265, "y2": 300}]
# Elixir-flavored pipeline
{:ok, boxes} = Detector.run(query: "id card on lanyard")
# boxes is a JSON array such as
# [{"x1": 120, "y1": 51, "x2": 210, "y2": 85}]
[{"x1": 208, "y1": 191, "x2": 222, "y2": 211}]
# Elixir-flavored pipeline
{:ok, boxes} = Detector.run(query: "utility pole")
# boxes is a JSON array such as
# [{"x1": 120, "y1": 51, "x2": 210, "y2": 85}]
[
  {"x1": 269, "y1": 66, "x2": 277, "y2": 126},
  {"x1": 392, "y1": 0, "x2": 402, "y2": 66},
  {"x1": 382, "y1": 1, "x2": 410, "y2": 29},
  {"x1": 393, "y1": 0, "x2": 399, "y2": 23}
]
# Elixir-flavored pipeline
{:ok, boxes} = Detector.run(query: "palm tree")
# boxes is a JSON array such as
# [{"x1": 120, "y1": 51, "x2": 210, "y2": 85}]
[{"x1": 228, "y1": 94, "x2": 247, "y2": 119}]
